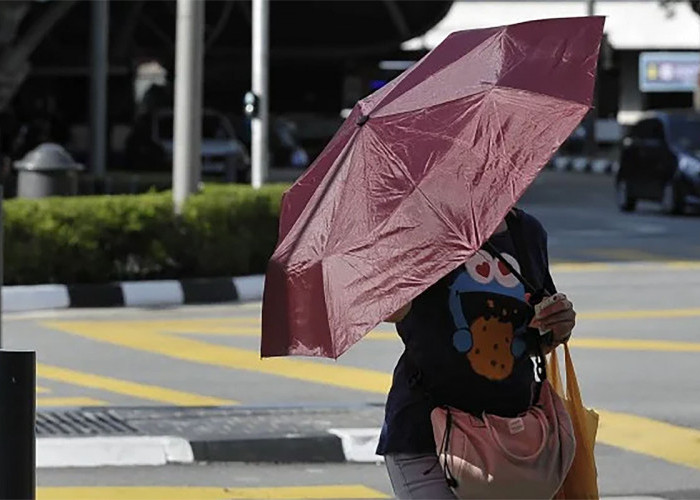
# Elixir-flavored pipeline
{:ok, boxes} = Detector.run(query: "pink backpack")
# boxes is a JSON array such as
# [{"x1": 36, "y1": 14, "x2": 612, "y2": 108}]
[{"x1": 431, "y1": 380, "x2": 576, "y2": 499}]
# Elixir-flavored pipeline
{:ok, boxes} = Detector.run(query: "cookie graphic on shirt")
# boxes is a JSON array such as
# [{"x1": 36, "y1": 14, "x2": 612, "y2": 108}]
[
  {"x1": 467, "y1": 316, "x2": 515, "y2": 380},
  {"x1": 449, "y1": 251, "x2": 530, "y2": 381}
]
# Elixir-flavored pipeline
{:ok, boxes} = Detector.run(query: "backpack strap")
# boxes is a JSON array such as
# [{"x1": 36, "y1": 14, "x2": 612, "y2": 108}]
[{"x1": 482, "y1": 209, "x2": 550, "y2": 386}]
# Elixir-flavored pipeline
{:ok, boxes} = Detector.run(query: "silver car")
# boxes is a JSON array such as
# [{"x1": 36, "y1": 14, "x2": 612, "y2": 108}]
[{"x1": 156, "y1": 109, "x2": 250, "y2": 182}]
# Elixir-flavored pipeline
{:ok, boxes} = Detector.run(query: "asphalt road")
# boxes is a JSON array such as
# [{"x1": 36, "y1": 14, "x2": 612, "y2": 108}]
[
  {"x1": 6, "y1": 171, "x2": 700, "y2": 499},
  {"x1": 521, "y1": 171, "x2": 700, "y2": 263},
  {"x1": 36, "y1": 460, "x2": 700, "y2": 499}
]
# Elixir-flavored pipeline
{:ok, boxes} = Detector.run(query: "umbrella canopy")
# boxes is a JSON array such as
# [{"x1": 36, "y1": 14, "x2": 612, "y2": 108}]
[{"x1": 262, "y1": 16, "x2": 605, "y2": 359}]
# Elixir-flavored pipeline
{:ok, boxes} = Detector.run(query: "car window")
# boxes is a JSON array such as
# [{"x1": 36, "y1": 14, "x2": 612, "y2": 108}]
[
  {"x1": 155, "y1": 113, "x2": 236, "y2": 141},
  {"x1": 633, "y1": 119, "x2": 664, "y2": 141},
  {"x1": 668, "y1": 116, "x2": 700, "y2": 151},
  {"x1": 648, "y1": 119, "x2": 665, "y2": 140},
  {"x1": 157, "y1": 115, "x2": 174, "y2": 140},
  {"x1": 203, "y1": 115, "x2": 233, "y2": 140}
]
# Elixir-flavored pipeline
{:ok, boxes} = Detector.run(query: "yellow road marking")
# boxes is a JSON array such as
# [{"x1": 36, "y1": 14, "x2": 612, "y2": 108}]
[
  {"x1": 163, "y1": 320, "x2": 700, "y2": 353},
  {"x1": 36, "y1": 385, "x2": 51, "y2": 394},
  {"x1": 551, "y1": 262, "x2": 616, "y2": 272},
  {"x1": 37, "y1": 485, "x2": 389, "y2": 500},
  {"x1": 168, "y1": 326, "x2": 700, "y2": 352},
  {"x1": 39, "y1": 320, "x2": 700, "y2": 470},
  {"x1": 37, "y1": 363, "x2": 236, "y2": 406},
  {"x1": 585, "y1": 248, "x2": 668, "y2": 262},
  {"x1": 580, "y1": 308, "x2": 700, "y2": 320},
  {"x1": 165, "y1": 307, "x2": 700, "y2": 329},
  {"x1": 551, "y1": 260, "x2": 700, "y2": 272},
  {"x1": 570, "y1": 338, "x2": 700, "y2": 352},
  {"x1": 172, "y1": 326, "x2": 397, "y2": 341},
  {"x1": 667, "y1": 261, "x2": 700, "y2": 270},
  {"x1": 37, "y1": 397, "x2": 106, "y2": 407},
  {"x1": 44, "y1": 322, "x2": 392, "y2": 394},
  {"x1": 598, "y1": 410, "x2": 700, "y2": 471}
]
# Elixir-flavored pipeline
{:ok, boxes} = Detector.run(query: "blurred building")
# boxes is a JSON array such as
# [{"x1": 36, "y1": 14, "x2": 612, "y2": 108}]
[
  {"x1": 405, "y1": 1, "x2": 700, "y2": 127},
  {"x1": 0, "y1": 0, "x2": 453, "y2": 166},
  {"x1": 2, "y1": 0, "x2": 699, "y2": 171}
]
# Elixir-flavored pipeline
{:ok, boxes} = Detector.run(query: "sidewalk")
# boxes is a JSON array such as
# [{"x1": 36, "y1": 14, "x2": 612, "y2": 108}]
[{"x1": 37, "y1": 404, "x2": 386, "y2": 468}]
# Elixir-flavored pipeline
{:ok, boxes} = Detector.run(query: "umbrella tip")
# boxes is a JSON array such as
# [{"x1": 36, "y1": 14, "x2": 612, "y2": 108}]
[{"x1": 357, "y1": 114, "x2": 369, "y2": 126}]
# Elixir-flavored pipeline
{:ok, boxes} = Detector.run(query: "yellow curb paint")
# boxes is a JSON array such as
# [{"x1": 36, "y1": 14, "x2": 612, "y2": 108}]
[{"x1": 37, "y1": 363, "x2": 237, "y2": 406}]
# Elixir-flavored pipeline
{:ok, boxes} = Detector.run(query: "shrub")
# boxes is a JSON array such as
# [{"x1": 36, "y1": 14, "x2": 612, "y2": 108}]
[{"x1": 3, "y1": 184, "x2": 288, "y2": 285}]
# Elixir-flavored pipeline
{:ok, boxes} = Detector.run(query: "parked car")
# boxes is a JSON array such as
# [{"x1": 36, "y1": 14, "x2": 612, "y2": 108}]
[
  {"x1": 232, "y1": 115, "x2": 310, "y2": 169},
  {"x1": 125, "y1": 109, "x2": 250, "y2": 182},
  {"x1": 616, "y1": 110, "x2": 700, "y2": 214}
]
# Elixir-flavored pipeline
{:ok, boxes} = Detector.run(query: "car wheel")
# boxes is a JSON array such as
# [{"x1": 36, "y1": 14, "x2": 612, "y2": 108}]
[
  {"x1": 661, "y1": 182, "x2": 685, "y2": 215},
  {"x1": 616, "y1": 180, "x2": 636, "y2": 212}
]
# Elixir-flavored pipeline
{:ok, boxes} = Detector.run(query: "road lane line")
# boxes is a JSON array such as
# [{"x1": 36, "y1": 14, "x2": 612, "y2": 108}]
[
  {"x1": 570, "y1": 338, "x2": 700, "y2": 352},
  {"x1": 44, "y1": 322, "x2": 392, "y2": 394},
  {"x1": 584, "y1": 249, "x2": 669, "y2": 262},
  {"x1": 171, "y1": 327, "x2": 397, "y2": 340},
  {"x1": 597, "y1": 410, "x2": 700, "y2": 471},
  {"x1": 36, "y1": 385, "x2": 51, "y2": 394},
  {"x1": 667, "y1": 261, "x2": 700, "y2": 270},
  {"x1": 37, "y1": 363, "x2": 237, "y2": 406},
  {"x1": 40, "y1": 321, "x2": 700, "y2": 470},
  {"x1": 37, "y1": 397, "x2": 106, "y2": 407},
  {"x1": 146, "y1": 306, "x2": 700, "y2": 328},
  {"x1": 580, "y1": 308, "x2": 700, "y2": 320},
  {"x1": 37, "y1": 485, "x2": 389, "y2": 499},
  {"x1": 165, "y1": 323, "x2": 700, "y2": 352},
  {"x1": 551, "y1": 260, "x2": 700, "y2": 272},
  {"x1": 169, "y1": 327, "x2": 700, "y2": 351}
]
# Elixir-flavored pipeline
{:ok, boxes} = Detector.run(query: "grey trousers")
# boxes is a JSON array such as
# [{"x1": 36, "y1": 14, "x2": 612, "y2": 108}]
[{"x1": 385, "y1": 453, "x2": 457, "y2": 500}]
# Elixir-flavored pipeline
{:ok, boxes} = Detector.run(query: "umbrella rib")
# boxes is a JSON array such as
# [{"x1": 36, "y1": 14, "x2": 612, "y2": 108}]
[
  {"x1": 493, "y1": 84, "x2": 591, "y2": 109},
  {"x1": 486, "y1": 91, "x2": 519, "y2": 174},
  {"x1": 370, "y1": 28, "x2": 502, "y2": 116}
]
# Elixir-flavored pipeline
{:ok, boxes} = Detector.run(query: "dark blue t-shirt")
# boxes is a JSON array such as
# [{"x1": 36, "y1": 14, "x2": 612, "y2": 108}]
[{"x1": 376, "y1": 210, "x2": 556, "y2": 455}]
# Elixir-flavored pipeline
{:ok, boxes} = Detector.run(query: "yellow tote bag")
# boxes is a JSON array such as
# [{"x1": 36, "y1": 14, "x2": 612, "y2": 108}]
[{"x1": 549, "y1": 344, "x2": 600, "y2": 499}]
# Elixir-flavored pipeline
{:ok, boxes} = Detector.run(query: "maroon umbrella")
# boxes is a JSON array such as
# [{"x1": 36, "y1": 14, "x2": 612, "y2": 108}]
[{"x1": 262, "y1": 16, "x2": 605, "y2": 359}]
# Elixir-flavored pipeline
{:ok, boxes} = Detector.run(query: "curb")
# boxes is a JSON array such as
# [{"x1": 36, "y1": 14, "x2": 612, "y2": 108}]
[
  {"x1": 2, "y1": 275, "x2": 266, "y2": 312},
  {"x1": 37, "y1": 436, "x2": 194, "y2": 468},
  {"x1": 546, "y1": 155, "x2": 619, "y2": 175},
  {"x1": 36, "y1": 428, "x2": 384, "y2": 468}
]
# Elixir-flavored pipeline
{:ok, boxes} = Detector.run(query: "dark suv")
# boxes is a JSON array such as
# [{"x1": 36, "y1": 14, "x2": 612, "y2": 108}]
[{"x1": 616, "y1": 111, "x2": 700, "y2": 214}]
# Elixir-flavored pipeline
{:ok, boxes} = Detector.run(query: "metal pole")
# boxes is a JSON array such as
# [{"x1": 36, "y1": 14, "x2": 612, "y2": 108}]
[
  {"x1": 251, "y1": 0, "x2": 269, "y2": 189},
  {"x1": 173, "y1": 0, "x2": 204, "y2": 213},
  {"x1": 191, "y1": 0, "x2": 204, "y2": 191},
  {"x1": 583, "y1": 0, "x2": 597, "y2": 158},
  {"x1": 89, "y1": 0, "x2": 109, "y2": 181},
  {"x1": 0, "y1": 350, "x2": 36, "y2": 500},
  {"x1": 0, "y1": 186, "x2": 3, "y2": 349}
]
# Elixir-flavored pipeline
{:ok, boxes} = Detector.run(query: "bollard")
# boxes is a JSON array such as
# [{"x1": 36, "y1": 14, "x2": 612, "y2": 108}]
[{"x1": 0, "y1": 350, "x2": 36, "y2": 500}]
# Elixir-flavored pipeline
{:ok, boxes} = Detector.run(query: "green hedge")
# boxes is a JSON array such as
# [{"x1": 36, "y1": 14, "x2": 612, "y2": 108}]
[{"x1": 4, "y1": 184, "x2": 288, "y2": 285}]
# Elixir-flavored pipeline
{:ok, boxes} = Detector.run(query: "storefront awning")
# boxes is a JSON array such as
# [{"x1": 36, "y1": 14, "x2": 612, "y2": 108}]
[{"x1": 403, "y1": 1, "x2": 700, "y2": 51}]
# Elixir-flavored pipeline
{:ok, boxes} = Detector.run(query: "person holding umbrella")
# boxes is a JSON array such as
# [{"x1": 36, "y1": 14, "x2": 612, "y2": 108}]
[
  {"x1": 379, "y1": 207, "x2": 577, "y2": 499},
  {"x1": 261, "y1": 15, "x2": 604, "y2": 500}
]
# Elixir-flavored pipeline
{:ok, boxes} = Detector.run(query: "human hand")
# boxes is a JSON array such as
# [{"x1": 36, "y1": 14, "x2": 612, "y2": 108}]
[{"x1": 531, "y1": 293, "x2": 576, "y2": 346}]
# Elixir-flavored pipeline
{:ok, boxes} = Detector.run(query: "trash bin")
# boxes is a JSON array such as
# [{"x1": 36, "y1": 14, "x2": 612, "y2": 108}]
[{"x1": 14, "y1": 143, "x2": 83, "y2": 198}]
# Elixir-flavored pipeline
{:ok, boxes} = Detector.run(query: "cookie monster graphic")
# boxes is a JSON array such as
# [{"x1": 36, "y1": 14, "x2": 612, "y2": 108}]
[{"x1": 449, "y1": 251, "x2": 531, "y2": 381}]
